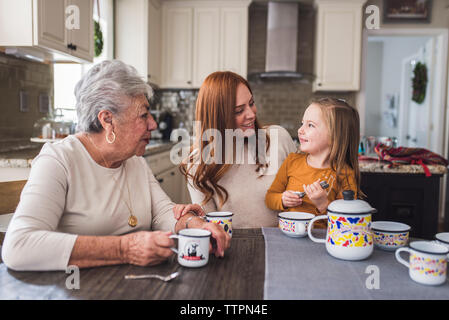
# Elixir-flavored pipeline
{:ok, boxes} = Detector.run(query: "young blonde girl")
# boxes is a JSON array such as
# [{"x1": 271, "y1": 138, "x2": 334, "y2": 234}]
[{"x1": 265, "y1": 98, "x2": 362, "y2": 218}]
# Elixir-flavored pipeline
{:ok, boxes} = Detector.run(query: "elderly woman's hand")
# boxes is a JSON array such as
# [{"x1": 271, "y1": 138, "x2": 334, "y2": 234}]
[
  {"x1": 173, "y1": 203, "x2": 205, "y2": 220},
  {"x1": 120, "y1": 230, "x2": 175, "y2": 266}
]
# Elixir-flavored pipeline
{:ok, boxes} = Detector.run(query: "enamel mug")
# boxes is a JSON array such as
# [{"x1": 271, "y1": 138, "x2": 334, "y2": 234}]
[
  {"x1": 169, "y1": 229, "x2": 211, "y2": 268},
  {"x1": 278, "y1": 212, "x2": 315, "y2": 237},
  {"x1": 308, "y1": 190, "x2": 376, "y2": 261},
  {"x1": 206, "y1": 211, "x2": 233, "y2": 238},
  {"x1": 395, "y1": 241, "x2": 448, "y2": 286}
]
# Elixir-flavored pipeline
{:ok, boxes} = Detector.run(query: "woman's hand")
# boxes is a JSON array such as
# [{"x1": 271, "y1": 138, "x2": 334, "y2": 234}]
[
  {"x1": 303, "y1": 179, "x2": 329, "y2": 213},
  {"x1": 200, "y1": 221, "x2": 231, "y2": 258},
  {"x1": 180, "y1": 216, "x2": 231, "y2": 258},
  {"x1": 281, "y1": 190, "x2": 303, "y2": 208},
  {"x1": 120, "y1": 231, "x2": 175, "y2": 266},
  {"x1": 173, "y1": 203, "x2": 205, "y2": 220}
]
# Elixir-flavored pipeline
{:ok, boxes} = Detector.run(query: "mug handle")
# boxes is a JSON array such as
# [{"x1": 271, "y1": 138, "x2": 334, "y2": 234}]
[
  {"x1": 307, "y1": 215, "x2": 327, "y2": 243},
  {"x1": 169, "y1": 234, "x2": 179, "y2": 254},
  {"x1": 395, "y1": 247, "x2": 410, "y2": 269}
]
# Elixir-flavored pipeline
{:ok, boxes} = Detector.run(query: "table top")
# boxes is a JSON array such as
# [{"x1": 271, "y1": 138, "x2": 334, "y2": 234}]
[{"x1": 0, "y1": 229, "x2": 265, "y2": 300}]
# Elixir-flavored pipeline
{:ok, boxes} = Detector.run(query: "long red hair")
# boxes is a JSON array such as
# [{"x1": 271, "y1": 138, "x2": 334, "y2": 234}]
[{"x1": 180, "y1": 71, "x2": 269, "y2": 208}]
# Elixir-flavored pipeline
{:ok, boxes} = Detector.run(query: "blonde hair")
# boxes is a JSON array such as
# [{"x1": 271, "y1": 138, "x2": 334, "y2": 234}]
[{"x1": 311, "y1": 98, "x2": 363, "y2": 198}]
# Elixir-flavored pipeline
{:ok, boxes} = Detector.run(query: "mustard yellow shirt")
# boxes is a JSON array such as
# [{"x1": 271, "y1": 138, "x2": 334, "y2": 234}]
[{"x1": 265, "y1": 153, "x2": 357, "y2": 215}]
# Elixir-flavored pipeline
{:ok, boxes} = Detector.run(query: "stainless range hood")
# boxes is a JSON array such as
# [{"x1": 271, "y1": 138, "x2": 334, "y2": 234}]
[{"x1": 259, "y1": 2, "x2": 302, "y2": 79}]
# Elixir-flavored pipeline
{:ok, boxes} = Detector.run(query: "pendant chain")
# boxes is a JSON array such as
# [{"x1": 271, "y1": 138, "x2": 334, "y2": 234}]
[{"x1": 86, "y1": 134, "x2": 138, "y2": 227}]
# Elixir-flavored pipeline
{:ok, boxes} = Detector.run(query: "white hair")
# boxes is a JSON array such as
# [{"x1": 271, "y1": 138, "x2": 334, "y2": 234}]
[{"x1": 74, "y1": 60, "x2": 153, "y2": 133}]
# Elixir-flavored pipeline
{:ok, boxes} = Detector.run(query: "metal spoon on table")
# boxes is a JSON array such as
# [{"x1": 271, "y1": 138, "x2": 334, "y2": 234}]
[{"x1": 124, "y1": 271, "x2": 180, "y2": 281}]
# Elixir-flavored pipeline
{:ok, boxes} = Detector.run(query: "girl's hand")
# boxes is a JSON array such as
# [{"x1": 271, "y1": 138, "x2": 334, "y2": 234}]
[
  {"x1": 281, "y1": 190, "x2": 303, "y2": 209},
  {"x1": 303, "y1": 179, "x2": 329, "y2": 213},
  {"x1": 173, "y1": 204, "x2": 205, "y2": 220}
]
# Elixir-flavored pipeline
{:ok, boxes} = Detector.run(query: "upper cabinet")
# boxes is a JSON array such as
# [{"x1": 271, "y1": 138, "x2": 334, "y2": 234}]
[
  {"x1": 161, "y1": 6, "x2": 194, "y2": 87},
  {"x1": 161, "y1": 0, "x2": 250, "y2": 88},
  {"x1": 115, "y1": 0, "x2": 162, "y2": 85},
  {"x1": 313, "y1": 0, "x2": 366, "y2": 92},
  {"x1": 114, "y1": 0, "x2": 249, "y2": 88},
  {"x1": 0, "y1": 0, "x2": 94, "y2": 63}
]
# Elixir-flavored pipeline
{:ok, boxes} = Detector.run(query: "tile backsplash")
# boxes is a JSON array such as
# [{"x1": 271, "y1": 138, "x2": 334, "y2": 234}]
[{"x1": 0, "y1": 52, "x2": 53, "y2": 142}]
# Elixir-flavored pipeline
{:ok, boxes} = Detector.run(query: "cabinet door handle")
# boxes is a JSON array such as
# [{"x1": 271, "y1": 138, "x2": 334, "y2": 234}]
[
  {"x1": 72, "y1": 44, "x2": 77, "y2": 51},
  {"x1": 170, "y1": 171, "x2": 175, "y2": 176},
  {"x1": 157, "y1": 178, "x2": 164, "y2": 183},
  {"x1": 67, "y1": 43, "x2": 73, "y2": 50}
]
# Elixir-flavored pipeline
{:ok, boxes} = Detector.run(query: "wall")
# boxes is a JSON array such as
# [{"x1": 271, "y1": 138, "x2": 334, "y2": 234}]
[
  {"x1": 365, "y1": 41, "x2": 383, "y2": 136},
  {"x1": 0, "y1": 52, "x2": 53, "y2": 143},
  {"x1": 247, "y1": 2, "x2": 356, "y2": 138},
  {"x1": 366, "y1": 0, "x2": 449, "y2": 29}
]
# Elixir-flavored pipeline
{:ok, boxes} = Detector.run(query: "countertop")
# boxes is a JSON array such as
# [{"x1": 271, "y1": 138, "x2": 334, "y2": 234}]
[
  {"x1": 359, "y1": 159, "x2": 447, "y2": 175},
  {"x1": 0, "y1": 138, "x2": 176, "y2": 168}
]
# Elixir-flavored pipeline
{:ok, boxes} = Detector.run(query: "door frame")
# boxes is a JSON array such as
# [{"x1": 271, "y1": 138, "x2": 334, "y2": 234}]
[{"x1": 357, "y1": 28, "x2": 449, "y2": 222}]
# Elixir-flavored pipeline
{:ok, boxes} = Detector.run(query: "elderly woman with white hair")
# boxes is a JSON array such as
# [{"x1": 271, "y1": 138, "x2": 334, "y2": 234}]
[{"x1": 2, "y1": 60, "x2": 230, "y2": 271}]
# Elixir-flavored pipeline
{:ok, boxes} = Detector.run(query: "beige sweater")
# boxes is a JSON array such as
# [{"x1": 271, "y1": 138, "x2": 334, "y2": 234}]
[
  {"x1": 2, "y1": 135, "x2": 176, "y2": 271},
  {"x1": 187, "y1": 125, "x2": 297, "y2": 228}
]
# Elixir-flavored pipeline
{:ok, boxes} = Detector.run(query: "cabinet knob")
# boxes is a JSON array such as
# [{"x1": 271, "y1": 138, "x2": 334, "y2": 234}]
[
  {"x1": 67, "y1": 43, "x2": 73, "y2": 50},
  {"x1": 187, "y1": 80, "x2": 192, "y2": 85},
  {"x1": 72, "y1": 44, "x2": 77, "y2": 51},
  {"x1": 317, "y1": 83, "x2": 322, "y2": 87},
  {"x1": 157, "y1": 178, "x2": 164, "y2": 183}
]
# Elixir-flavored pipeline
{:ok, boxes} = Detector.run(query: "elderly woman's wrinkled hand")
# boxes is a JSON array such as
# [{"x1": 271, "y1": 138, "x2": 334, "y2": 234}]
[
  {"x1": 120, "y1": 230, "x2": 175, "y2": 266},
  {"x1": 173, "y1": 203, "x2": 205, "y2": 220}
]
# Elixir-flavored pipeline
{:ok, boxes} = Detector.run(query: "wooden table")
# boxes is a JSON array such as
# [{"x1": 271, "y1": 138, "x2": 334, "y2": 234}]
[{"x1": 0, "y1": 229, "x2": 265, "y2": 300}]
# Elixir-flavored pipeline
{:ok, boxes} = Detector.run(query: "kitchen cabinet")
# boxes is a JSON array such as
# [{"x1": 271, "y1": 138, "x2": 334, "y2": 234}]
[
  {"x1": 161, "y1": 6, "x2": 194, "y2": 88},
  {"x1": 0, "y1": 0, "x2": 93, "y2": 63},
  {"x1": 361, "y1": 172, "x2": 443, "y2": 239},
  {"x1": 115, "y1": 0, "x2": 162, "y2": 84},
  {"x1": 160, "y1": 0, "x2": 250, "y2": 88},
  {"x1": 313, "y1": 0, "x2": 366, "y2": 91},
  {"x1": 144, "y1": 149, "x2": 191, "y2": 205}
]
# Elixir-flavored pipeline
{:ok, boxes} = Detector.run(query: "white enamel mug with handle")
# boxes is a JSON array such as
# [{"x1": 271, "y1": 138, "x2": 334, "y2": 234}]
[
  {"x1": 395, "y1": 241, "x2": 449, "y2": 286},
  {"x1": 169, "y1": 228, "x2": 211, "y2": 268}
]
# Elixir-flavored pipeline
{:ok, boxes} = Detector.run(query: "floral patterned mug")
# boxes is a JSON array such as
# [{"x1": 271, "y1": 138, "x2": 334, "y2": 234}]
[{"x1": 395, "y1": 241, "x2": 449, "y2": 286}]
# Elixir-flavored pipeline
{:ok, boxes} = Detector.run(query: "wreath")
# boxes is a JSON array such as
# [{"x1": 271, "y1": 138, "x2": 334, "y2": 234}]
[
  {"x1": 94, "y1": 20, "x2": 104, "y2": 57},
  {"x1": 411, "y1": 62, "x2": 427, "y2": 104}
]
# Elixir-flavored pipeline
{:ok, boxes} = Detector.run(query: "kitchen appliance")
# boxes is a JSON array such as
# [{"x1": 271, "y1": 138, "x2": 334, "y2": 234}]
[{"x1": 308, "y1": 190, "x2": 376, "y2": 261}]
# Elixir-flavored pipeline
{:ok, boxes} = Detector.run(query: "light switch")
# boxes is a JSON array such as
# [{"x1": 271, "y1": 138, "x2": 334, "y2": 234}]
[{"x1": 19, "y1": 91, "x2": 29, "y2": 112}]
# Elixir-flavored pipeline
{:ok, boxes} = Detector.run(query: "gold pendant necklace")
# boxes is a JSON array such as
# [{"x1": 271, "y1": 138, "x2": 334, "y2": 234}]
[{"x1": 86, "y1": 134, "x2": 138, "y2": 228}]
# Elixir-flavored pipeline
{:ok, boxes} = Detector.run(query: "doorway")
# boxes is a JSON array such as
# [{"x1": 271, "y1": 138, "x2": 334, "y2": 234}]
[
  {"x1": 359, "y1": 28, "x2": 448, "y2": 156},
  {"x1": 358, "y1": 28, "x2": 449, "y2": 228}
]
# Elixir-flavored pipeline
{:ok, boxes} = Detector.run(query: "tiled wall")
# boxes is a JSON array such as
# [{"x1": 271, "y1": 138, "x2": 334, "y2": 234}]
[
  {"x1": 0, "y1": 52, "x2": 53, "y2": 141},
  {"x1": 248, "y1": 2, "x2": 356, "y2": 138}
]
